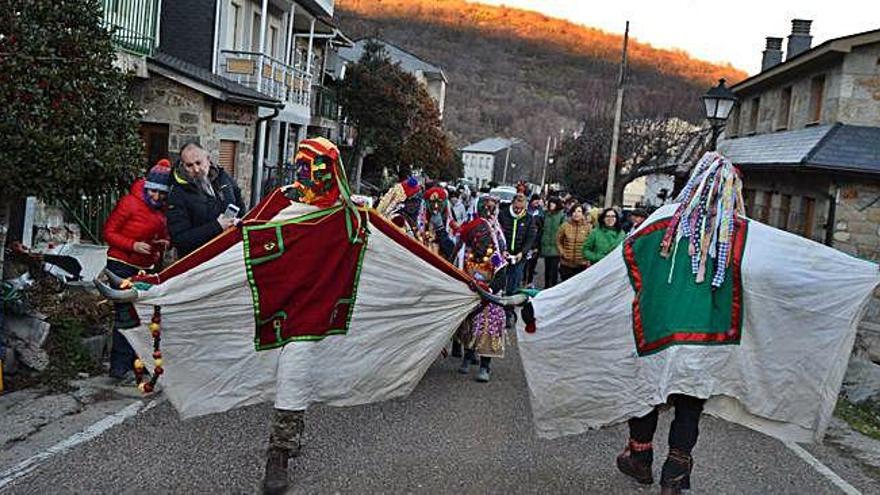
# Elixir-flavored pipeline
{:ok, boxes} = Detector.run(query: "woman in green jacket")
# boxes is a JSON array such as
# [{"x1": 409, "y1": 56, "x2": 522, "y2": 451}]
[
  {"x1": 582, "y1": 207, "x2": 625, "y2": 264},
  {"x1": 539, "y1": 197, "x2": 565, "y2": 287}
]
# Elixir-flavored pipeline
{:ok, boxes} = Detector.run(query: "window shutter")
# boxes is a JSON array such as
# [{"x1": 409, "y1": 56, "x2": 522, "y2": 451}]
[{"x1": 219, "y1": 140, "x2": 237, "y2": 178}]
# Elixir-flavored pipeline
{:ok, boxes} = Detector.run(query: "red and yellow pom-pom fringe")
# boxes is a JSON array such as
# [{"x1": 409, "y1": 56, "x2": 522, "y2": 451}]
[{"x1": 134, "y1": 306, "x2": 163, "y2": 394}]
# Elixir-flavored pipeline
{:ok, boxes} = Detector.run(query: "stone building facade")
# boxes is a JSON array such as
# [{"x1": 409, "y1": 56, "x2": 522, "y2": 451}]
[
  {"x1": 130, "y1": 74, "x2": 259, "y2": 202},
  {"x1": 128, "y1": 53, "x2": 282, "y2": 205},
  {"x1": 720, "y1": 22, "x2": 880, "y2": 326}
]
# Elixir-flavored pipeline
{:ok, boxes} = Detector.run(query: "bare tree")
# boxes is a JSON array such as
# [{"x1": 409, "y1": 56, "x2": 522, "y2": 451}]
[{"x1": 556, "y1": 115, "x2": 706, "y2": 204}]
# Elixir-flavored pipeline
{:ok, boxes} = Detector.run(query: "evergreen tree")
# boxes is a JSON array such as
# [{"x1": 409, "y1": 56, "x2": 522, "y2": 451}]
[
  {"x1": 0, "y1": 0, "x2": 144, "y2": 205},
  {"x1": 338, "y1": 40, "x2": 460, "y2": 188},
  {"x1": 0, "y1": 0, "x2": 145, "y2": 277}
]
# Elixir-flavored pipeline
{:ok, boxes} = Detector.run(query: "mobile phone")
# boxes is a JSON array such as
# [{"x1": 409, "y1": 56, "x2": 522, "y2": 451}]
[{"x1": 222, "y1": 204, "x2": 240, "y2": 220}]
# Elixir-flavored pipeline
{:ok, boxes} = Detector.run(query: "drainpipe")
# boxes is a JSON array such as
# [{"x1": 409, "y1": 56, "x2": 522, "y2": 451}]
[
  {"x1": 824, "y1": 183, "x2": 839, "y2": 246},
  {"x1": 251, "y1": 107, "x2": 281, "y2": 208},
  {"x1": 211, "y1": 0, "x2": 221, "y2": 73},
  {"x1": 256, "y1": 0, "x2": 268, "y2": 92}
]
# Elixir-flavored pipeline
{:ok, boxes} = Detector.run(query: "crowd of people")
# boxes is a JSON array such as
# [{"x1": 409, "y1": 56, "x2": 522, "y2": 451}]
[{"x1": 373, "y1": 176, "x2": 653, "y2": 384}]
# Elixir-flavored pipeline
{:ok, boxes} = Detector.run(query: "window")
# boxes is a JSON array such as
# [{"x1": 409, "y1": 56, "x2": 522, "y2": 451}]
[
  {"x1": 748, "y1": 97, "x2": 760, "y2": 134},
  {"x1": 219, "y1": 140, "x2": 238, "y2": 178},
  {"x1": 752, "y1": 190, "x2": 770, "y2": 223},
  {"x1": 226, "y1": 2, "x2": 241, "y2": 50},
  {"x1": 742, "y1": 188, "x2": 756, "y2": 214},
  {"x1": 777, "y1": 86, "x2": 792, "y2": 130},
  {"x1": 269, "y1": 25, "x2": 279, "y2": 58},
  {"x1": 790, "y1": 196, "x2": 816, "y2": 239},
  {"x1": 251, "y1": 13, "x2": 261, "y2": 52},
  {"x1": 809, "y1": 75, "x2": 825, "y2": 124},
  {"x1": 771, "y1": 194, "x2": 791, "y2": 230}
]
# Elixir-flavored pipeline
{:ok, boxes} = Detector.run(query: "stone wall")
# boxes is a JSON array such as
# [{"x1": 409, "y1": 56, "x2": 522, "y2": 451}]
[
  {"x1": 837, "y1": 43, "x2": 880, "y2": 127},
  {"x1": 833, "y1": 180, "x2": 880, "y2": 323},
  {"x1": 130, "y1": 74, "x2": 258, "y2": 204},
  {"x1": 834, "y1": 181, "x2": 880, "y2": 262}
]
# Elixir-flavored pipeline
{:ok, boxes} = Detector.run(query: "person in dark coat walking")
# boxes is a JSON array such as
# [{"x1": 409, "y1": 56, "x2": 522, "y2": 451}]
[
  {"x1": 497, "y1": 193, "x2": 536, "y2": 327},
  {"x1": 524, "y1": 194, "x2": 544, "y2": 287},
  {"x1": 167, "y1": 142, "x2": 244, "y2": 257}
]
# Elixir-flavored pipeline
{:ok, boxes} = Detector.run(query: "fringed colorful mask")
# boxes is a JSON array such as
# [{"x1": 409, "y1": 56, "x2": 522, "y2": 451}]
[
  {"x1": 287, "y1": 137, "x2": 342, "y2": 208},
  {"x1": 425, "y1": 187, "x2": 448, "y2": 215}
]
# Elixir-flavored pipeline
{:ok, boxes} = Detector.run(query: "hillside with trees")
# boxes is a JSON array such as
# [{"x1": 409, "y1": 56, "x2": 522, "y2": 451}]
[{"x1": 336, "y1": 0, "x2": 747, "y2": 181}]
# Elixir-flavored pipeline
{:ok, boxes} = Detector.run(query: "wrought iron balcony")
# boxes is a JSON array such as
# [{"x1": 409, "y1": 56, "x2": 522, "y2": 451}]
[
  {"x1": 101, "y1": 0, "x2": 159, "y2": 56},
  {"x1": 219, "y1": 50, "x2": 312, "y2": 107}
]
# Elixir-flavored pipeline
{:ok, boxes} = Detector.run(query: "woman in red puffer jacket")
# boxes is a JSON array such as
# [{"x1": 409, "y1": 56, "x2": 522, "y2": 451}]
[{"x1": 103, "y1": 159, "x2": 172, "y2": 381}]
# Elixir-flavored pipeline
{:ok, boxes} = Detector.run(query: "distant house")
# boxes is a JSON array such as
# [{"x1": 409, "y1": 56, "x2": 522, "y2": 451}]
[
  {"x1": 338, "y1": 38, "x2": 448, "y2": 119},
  {"x1": 719, "y1": 20, "x2": 880, "y2": 321},
  {"x1": 460, "y1": 138, "x2": 535, "y2": 188}
]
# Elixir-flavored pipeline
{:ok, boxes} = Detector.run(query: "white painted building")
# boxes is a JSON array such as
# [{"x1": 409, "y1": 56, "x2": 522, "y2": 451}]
[{"x1": 461, "y1": 152, "x2": 497, "y2": 189}]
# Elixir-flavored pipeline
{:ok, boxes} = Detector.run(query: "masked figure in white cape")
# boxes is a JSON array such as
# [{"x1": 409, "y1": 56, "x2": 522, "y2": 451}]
[
  {"x1": 95, "y1": 138, "x2": 525, "y2": 494},
  {"x1": 517, "y1": 152, "x2": 879, "y2": 494}
]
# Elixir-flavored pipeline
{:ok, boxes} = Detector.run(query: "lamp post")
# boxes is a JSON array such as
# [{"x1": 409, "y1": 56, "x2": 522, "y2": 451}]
[{"x1": 702, "y1": 78, "x2": 738, "y2": 150}]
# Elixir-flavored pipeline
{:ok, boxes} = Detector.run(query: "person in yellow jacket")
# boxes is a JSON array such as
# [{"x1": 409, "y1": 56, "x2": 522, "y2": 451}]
[{"x1": 556, "y1": 204, "x2": 592, "y2": 281}]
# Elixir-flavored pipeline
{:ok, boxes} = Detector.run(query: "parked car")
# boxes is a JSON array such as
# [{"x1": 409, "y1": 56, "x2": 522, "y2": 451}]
[{"x1": 489, "y1": 186, "x2": 517, "y2": 203}]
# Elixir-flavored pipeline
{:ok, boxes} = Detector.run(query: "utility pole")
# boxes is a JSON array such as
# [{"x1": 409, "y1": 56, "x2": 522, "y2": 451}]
[
  {"x1": 604, "y1": 20, "x2": 629, "y2": 208},
  {"x1": 540, "y1": 135, "x2": 551, "y2": 191},
  {"x1": 502, "y1": 140, "x2": 513, "y2": 184}
]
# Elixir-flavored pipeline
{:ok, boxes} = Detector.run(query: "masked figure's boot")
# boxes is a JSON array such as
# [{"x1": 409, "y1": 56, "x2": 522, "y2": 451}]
[
  {"x1": 659, "y1": 449, "x2": 693, "y2": 494},
  {"x1": 262, "y1": 447, "x2": 290, "y2": 495},
  {"x1": 616, "y1": 439, "x2": 654, "y2": 485}
]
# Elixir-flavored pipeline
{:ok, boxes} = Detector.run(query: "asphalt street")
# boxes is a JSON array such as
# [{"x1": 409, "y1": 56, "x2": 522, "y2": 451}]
[{"x1": 3, "y1": 332, "x2": 880, "y2": 494}]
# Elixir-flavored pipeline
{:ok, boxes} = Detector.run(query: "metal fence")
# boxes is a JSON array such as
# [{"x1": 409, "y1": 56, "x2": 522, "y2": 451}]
[
  {"x1": 59, "y1": 190, "x2": 125, "y2": 245},
  {"x1": 101, "y1": 0, "x2": 159, "y2": 56}
]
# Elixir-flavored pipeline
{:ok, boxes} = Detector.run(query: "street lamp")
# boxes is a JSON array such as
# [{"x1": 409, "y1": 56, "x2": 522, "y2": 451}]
[{"x1": 702, "y1": 78, "x2": 737, "y2": 149}]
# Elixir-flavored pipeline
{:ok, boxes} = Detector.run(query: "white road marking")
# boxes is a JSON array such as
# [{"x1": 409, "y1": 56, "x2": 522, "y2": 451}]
[
  {"x1": 784, "y1": 440, "x2": 862, "y2": 495},
  {"x1": 0, "y1": 397, "x2": 164, "y2": 490}
]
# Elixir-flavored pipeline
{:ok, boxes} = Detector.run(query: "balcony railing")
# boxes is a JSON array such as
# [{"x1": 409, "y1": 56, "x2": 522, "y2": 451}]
[
  {"x1": 219, "y1": 50, "x2": 312, "y2": 107},
  {"x1": 101, "y1": 0, "x2": 159, "y2": 56},
  {"x1": 312, "y1": 85, "x2": 339, "y2": 121}
]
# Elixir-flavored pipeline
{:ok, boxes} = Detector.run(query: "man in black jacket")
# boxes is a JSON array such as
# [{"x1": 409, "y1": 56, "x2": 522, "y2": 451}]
[
  {"x1": 497, "y1": 193, "x2": 536, "y2": 326},
  {"x1": 167, "y1": 142, "x2": 244, "y2": 257}
]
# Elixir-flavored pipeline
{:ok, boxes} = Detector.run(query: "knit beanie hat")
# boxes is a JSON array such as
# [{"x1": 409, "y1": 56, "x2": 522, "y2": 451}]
[{"x1": 144, "y1": 159, "x2": 172, "y2": 192}]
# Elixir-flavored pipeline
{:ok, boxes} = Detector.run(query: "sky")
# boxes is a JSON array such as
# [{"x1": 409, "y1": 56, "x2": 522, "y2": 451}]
[{"x1": 474, "y1": 0, "x2": 880, "y2": 75}]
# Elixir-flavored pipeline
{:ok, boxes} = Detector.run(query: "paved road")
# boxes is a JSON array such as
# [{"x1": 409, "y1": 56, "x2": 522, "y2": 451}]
[{"x1": 3, "y1": 334, "x2": 880, "y2": 494}]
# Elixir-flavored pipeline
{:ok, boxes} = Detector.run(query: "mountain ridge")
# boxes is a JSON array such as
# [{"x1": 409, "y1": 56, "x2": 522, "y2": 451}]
[{"x1": 336, "y1": 0, "x2": 747, "y2": 166}]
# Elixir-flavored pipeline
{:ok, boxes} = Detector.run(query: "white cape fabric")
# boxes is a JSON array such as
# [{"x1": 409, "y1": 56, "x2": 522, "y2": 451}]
[
  {"x1": 123, "y1": 203, "x2": 479, "y2": 419},
  {"x1": 518, "y1": 204, "x2": 879, "y2": 443}
]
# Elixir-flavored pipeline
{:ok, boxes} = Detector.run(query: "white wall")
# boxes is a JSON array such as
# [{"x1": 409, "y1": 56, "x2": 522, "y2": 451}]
[{"x1": 462, "y1": 152, "x2": 494, "y2": 187}]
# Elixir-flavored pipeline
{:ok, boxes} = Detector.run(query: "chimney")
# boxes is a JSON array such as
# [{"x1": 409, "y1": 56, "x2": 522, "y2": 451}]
[
  {"x1": 786, "y1": 19, "x2": 813, "y2": 60},
  {"x1": 761, "y1": 37, "x2": 783, "y2": 71}
]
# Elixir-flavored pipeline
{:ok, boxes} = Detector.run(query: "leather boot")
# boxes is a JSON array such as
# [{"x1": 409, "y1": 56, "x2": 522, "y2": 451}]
[
  {"x1": 616, "y1": 440, "x2": 654, "y2": 485},
  {"x1": 659, "y1": 448, "x2": 693, "y2": 494},
  {"x1": 261, "y1": 447, "x2": 290, "y2": 495}
]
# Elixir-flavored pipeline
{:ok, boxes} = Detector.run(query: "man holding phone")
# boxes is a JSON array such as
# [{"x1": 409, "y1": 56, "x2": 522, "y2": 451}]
[{"x1": 167, "y1": 141, "x2": 244, "y2": 257}]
